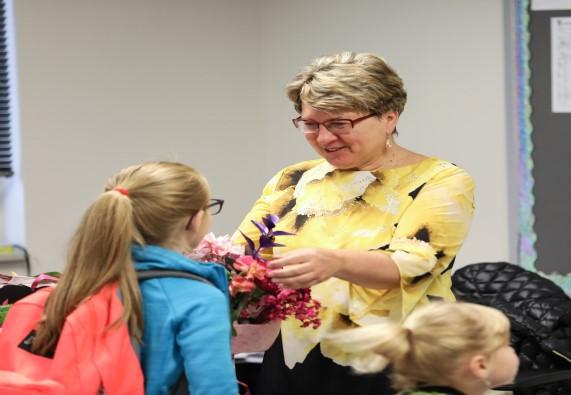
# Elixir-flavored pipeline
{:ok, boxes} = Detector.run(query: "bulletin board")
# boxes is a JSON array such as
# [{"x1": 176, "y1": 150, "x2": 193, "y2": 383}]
[{"x1": 517, "y1": 0, "x2": 571, "y2": 293}]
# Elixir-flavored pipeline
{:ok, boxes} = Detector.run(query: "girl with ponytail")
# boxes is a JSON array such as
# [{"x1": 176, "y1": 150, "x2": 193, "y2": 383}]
[
  {"x1": 329, "y1": 302, "x2": 519, "y2": 395},
  {"x1": 28, "y1": 161, "x2": 237, "y2": 395}
]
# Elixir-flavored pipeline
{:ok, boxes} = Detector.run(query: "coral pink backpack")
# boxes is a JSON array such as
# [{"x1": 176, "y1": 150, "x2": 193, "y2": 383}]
[{"x1": 0, "y1": 284, "x2": 144, "y2": 395}]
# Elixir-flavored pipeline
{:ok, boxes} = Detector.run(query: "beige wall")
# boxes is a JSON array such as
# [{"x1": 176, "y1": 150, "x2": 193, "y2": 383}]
[{"x1": 12, "y1": 0, "x2": 514, "y2": 273}]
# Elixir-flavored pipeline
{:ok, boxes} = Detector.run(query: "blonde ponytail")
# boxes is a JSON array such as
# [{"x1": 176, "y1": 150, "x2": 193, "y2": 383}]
[
  {"x1": 32, "y1": 190, "x2": 143, "y2": 355},
  {"x1": 328, "y1": 321, "x2": 411, "y2": 373},
  {"x1": 329, "y1": 302, "x2": 511, "y2": 391}
]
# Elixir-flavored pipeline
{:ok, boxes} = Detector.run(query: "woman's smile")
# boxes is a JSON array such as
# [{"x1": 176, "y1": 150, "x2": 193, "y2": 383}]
[{"x1": 324, "y1": 146, "x2": 347, "y2": 153}]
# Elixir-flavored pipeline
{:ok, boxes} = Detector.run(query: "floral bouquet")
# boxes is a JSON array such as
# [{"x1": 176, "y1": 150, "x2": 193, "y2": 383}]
[{"x1": 188, "y1": 214, "x2": 321, "y2": 352}]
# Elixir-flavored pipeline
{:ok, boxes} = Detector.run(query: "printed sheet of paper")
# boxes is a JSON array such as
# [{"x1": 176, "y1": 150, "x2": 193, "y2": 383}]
[
  {"x1": 551, "y1": 17, "x2": 571, "y2": 113},
  {"x1": 532, "y1": 0, "x2": 571, "y2": 10}
]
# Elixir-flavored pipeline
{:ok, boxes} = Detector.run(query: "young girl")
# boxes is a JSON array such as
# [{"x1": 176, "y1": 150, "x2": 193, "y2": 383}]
[
  {"x1": 17, "y1": 161, "x2": 237, "y2": 395},
  {"x1": 329, "y1": 302, "x2": 519, "y2": 395}
]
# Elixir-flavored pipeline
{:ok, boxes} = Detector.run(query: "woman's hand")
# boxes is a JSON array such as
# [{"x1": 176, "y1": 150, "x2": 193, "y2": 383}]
[
  {"x1": 268, "y1": 248, "x2": 341, "y2": 289},
  {"x1": 268, "y1": 248, "x2": 401, "y2": 290}
]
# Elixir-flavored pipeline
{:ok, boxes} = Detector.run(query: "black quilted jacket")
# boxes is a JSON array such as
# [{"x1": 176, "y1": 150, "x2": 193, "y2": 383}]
[{"x1": 452, "y1": 262, "x2": 571, "y2": 395}]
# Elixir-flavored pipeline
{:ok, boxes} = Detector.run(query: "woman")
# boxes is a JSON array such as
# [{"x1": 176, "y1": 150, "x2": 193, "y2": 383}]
[{"x1": 235, "y1": 52, "x2": 475, "y2": 395}]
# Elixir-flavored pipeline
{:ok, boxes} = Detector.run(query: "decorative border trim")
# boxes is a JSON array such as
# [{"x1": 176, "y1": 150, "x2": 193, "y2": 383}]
[{"x1": 516, "y1": 0, "x2": 537, "y2": 271}]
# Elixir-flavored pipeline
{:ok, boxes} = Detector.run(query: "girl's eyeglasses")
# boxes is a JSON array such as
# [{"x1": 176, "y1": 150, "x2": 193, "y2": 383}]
[
  {"x1": 185, "y1": 198, "x2": 224, "y2": 230},
  {"x1": 206, "y1": 198, "x2": 224, "y2": 215}
]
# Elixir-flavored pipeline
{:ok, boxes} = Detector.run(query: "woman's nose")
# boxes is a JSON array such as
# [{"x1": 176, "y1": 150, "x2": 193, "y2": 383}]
[{"x1": 315, "y1": 126, "x2": 339, "y2": 145}]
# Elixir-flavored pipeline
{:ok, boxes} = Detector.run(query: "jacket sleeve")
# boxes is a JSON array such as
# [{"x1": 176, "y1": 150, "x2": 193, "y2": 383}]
[{"x1": 175, "y1": 283, "x2": 237, "y2": 395}]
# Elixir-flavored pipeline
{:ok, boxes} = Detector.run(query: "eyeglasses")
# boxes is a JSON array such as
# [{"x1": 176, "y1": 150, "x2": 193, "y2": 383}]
[
  {"x1": 292, "y1": 113, "x2": 378, "y2": 135},
  {"x1": 185, "y1": 198, "x2": 224, "y2": 230},
  {"x1": 206, "y1": 198, "x2": 224, "y2": 215}
]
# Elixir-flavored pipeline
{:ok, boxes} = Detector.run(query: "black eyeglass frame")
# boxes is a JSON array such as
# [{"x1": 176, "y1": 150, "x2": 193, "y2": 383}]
[
  {"x1": 185, "y1": 198, "x2": 224, "y2": 230},
  {"x1": 291, "y1": 113, "x2": 378, "y2": 135},
  {"x1": 206, "y1": 198, "x2": 224, "y2": 215}
]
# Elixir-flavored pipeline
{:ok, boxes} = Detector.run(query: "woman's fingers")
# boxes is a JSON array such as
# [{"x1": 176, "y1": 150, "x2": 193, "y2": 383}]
[
  {"x1": 272, "y1": 272, "x2": 317, "y2": 289},
  {"x1": 269, "y1": 262, "x2": 308, "y2": 279},
  {"x1": 268, "y1": 253, "x2": 303, "y2": 269},
  {"x1": 267, "y1": 248, "x2": 331, "y2": 287},
  {"x1": 269, "y1": 248, "x2": 315, "y2": 269}
]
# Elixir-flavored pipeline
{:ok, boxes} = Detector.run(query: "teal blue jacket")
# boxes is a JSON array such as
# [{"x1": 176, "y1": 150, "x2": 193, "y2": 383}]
[{"x1": 133, "y1": 245, "x2": 237, "y2": 395}]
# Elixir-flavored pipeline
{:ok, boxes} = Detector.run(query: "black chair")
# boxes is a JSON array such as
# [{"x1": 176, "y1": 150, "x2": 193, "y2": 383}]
[{"x1": 452, "y1": 262, "x2": 571, "y2": 395}]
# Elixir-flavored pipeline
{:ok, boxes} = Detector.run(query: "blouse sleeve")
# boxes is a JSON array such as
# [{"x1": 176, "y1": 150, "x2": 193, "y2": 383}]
[{"x1": 387, "y1": 165, "x2": 475, "y2": 319}]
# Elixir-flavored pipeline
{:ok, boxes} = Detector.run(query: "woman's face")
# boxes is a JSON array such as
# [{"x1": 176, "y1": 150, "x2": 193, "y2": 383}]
[{"x1": 300, "y1": 104, "x2": 398, "y2": 170}]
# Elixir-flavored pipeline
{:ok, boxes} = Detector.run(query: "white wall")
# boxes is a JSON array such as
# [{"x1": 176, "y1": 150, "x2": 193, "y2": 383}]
[{"x1": 12, "y1": 0, "x2": 514, "y2": 273}]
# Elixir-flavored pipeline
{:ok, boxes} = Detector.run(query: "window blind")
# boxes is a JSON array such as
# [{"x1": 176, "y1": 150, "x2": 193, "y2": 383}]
[{"x1": 0, "y1": 0, "x2": 13, "y2": 177}]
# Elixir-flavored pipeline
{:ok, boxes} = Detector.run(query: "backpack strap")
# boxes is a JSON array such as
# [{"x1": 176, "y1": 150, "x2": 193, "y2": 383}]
[
  {"x1": 135, "y1": 269, "x2": 215, "y2": 395},
  {"x1": 136, "y1": 270, "x2": 214, "y2": 287}
]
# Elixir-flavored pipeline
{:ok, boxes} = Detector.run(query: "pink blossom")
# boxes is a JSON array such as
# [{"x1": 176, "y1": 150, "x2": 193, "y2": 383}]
[
  {"x1": 233, "y1": 256, "x2": 256, "y2": 272},
  {"x1": 187, "y1": 233, "x2": 244, "y2": 265},
  {"x1": 202, "y1": 233, "x2": 244, "y2": 258},
  {"x1": 229, "y1": 276, "x2": 256, "y2": 297}
]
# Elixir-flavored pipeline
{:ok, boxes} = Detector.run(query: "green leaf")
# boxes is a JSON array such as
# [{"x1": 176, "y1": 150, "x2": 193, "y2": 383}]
[{"x1": 0, "y1": 304, "x2": 12, "y2": 326}]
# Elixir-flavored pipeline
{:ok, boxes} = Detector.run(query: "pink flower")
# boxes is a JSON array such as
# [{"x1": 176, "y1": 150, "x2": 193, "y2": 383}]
[
  {"x1": 233, "y1": 255, "x2": 256, "y2": 272},
  {"x1": 229, "y1": 276, "x2": 256, "y2": 297},
  {"x1": 234, "y1": 256, "x2": 269, "y2": 281},
  {"x1": 187, "y1": 233, "x2": 244, "y2": 266},
  {"x1": 203, "y1": 233, "x2": 244, "y2": 258}
]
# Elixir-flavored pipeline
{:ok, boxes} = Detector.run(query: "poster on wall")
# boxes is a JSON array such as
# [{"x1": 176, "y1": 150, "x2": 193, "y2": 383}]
[
  {"x1": 532, "y1": 0, "x2": 571, "y2": 10},
  {"x1": 551, "y1": 17, "x2": 571, "y2": 113}
]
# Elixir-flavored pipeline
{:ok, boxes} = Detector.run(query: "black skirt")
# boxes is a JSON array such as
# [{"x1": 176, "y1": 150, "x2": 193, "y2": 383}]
[{"x1": 257, "y1": 335, "x2": 396, "y2": 395}]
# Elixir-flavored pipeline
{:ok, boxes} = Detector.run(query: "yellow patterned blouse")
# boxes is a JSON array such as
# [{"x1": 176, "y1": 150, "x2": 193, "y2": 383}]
[{"x1": 234, "y1": 157, "x2": 475, "y2": 369}]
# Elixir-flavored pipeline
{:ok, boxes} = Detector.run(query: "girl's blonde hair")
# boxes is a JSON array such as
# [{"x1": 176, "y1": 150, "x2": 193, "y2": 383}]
[
  {"x1": 286, "y1": 51, "x2": 407, "y2": 115},
  {"x1": 32, "y1": 161, "x2": 209, "y2": 355},
  {"x1": 329, "y1": 302, "x2": 511, "y2": 391}
]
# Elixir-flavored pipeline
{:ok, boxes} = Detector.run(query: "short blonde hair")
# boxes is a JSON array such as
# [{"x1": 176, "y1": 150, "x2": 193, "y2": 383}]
[
  {"x1": 329, "y1": 302, "x2": 511, "y2": 391},
  {"x1": 286, "y1": 52, "x2": 407, "y2": 115}
]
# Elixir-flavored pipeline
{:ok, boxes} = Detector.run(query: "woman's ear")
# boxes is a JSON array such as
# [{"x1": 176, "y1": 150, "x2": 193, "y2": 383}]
[{"x1": 384, "y1": 110, "x2": 399, "y2": 133}]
